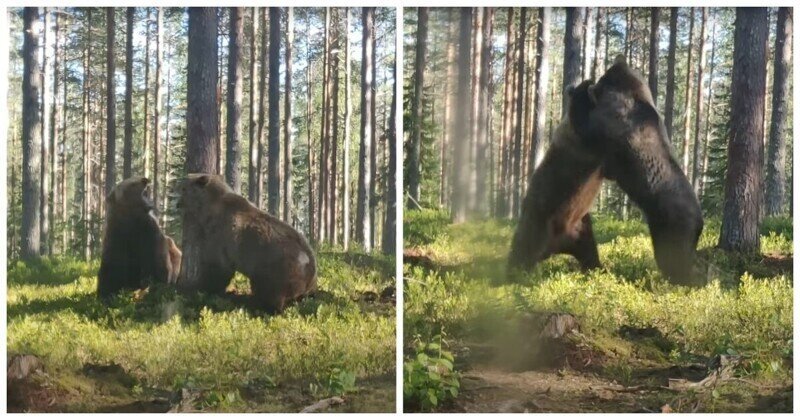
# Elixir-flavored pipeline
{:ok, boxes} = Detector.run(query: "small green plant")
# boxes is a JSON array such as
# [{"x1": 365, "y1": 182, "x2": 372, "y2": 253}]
[
  {"x1": 403, "y1": 334, "x2": 460, "y2": 411},
  {"x1": 323, "y1": 366, "x2": 357, "y2": 396}
]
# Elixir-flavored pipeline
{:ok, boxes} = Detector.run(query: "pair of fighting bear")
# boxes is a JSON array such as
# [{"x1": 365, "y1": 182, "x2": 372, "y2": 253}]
[
  {"x1": 508, "y1": 56, "x2": 704, "y2": 286},
  {"x1": 97, "y1": 173, "x2": 317, "y2": 314}
]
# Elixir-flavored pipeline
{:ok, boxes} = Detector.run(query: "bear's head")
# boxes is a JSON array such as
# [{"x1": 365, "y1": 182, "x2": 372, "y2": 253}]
[
  {"x1": 585, "y1": 56, "x2": 662, "y2": 144},
  {"x1": 106, "y1": 176, "x2": 154, "y2": 217},
  {"x1": 178, "y1": 174, "x2": 232, "y2": 218}
]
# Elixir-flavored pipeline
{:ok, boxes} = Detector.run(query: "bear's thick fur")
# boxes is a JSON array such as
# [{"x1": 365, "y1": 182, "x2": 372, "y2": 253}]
[
  {"x1": 588, "y1": 56, "x2": 703, "y2": 284},
  {"x1": 178, "y1": 174, "x2": 317, "y2": 313},
  {"x1": 98, "y1": 176, "x2": 182, "y2": 298},
  {"x1": 508, "y1": 81, "x2": 603, "y2": 274}
]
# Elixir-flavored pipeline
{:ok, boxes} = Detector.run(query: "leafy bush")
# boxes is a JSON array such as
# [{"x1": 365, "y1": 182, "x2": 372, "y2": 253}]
[{"x1": 403, "y1": 334, "x2": 460, "y2": 411}]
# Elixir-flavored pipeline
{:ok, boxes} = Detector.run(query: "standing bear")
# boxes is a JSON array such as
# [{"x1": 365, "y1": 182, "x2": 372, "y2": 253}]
[
  {"x1": 98, "y1": 176, "x2": 182, "y2": 299},
  {"x1": 177, "y1": 174, "x2": 317, "y2": 314},
  {"x1": 508, "y1": 80, "x2": 604, "y2": 276},
  {"x1": 588, "y1": 56, "x2": 703, "y2": 285}
]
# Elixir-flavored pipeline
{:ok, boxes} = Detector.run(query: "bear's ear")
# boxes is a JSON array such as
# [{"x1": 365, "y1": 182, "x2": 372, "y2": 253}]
[
  {"x1": 614, "y1": 54, "x2": 627, "y2": 66},
  {"x1": 587, "y1": 84, "x2": 598, "y2": 104},
  {"x1": 193, "y1": 174, "x2": 211, "y2": 187}
]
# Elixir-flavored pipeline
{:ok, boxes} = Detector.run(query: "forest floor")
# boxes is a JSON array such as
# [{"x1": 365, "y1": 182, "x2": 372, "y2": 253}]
[
  {"x1": 403, "y1": 210, "x2": 793, "y2": 413},
  {"x1": 7, "y1": 249, "x2": 396, "y2": 413}
]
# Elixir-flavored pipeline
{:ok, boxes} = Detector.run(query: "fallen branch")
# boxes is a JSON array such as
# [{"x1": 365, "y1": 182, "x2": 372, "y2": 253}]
[{"x1": 300, "y1": 397, "x2": 345, "y2": 413}]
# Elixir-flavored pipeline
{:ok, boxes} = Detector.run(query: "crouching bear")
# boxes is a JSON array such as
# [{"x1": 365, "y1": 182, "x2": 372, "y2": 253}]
[
  {"x1": 98, "y1": 177, "x2": 182, "y2": 299},
  {"x1": 178, "y1": 174, "x2": 317, "y2": 314},
  {"x1": 588, "y1": 56, "x2": 703, "y2": 285},
  {"x1": 508, "y1": 80, "x2": 604, "y2": 276}
]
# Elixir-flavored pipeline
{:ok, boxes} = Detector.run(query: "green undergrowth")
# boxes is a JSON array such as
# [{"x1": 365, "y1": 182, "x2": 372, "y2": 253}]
[
  {"x1": 404, "y1": 210, "x2": 793, "y2": 410},
  {"x1": 7, "y1": 250, "x2": 396, "y2": 412}
]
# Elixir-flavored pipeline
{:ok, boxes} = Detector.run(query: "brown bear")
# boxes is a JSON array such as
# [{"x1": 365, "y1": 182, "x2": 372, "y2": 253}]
[
  {"x1": 587, "y1": 56, "x2": 703, "y2": 285},
  {"x1": 177, "y1": 174, "x2": 317, "y2": 314},
  {"x1": 98, "y1": 176, "x2": 182, "y2": 299},
  {"x1": 508, "y1": 80, "x2": 603, "y2": 276}
]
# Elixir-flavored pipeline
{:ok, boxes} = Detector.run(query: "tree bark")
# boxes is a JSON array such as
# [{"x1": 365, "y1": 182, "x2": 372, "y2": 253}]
[
  {"x1": 343, "y1": 7, "x2": 352, "y2": 249},
  {"x1": 510, "y1": 7, "x2": 528, "y2": 217},
  {"x1": 105, "y1": 8, "x2": 116, "y2": 198},
  {"x1": 591, "y1": 8, "x2": 604, "y2": 80},
  {"x1": 152, "y1": 8, "x2": 163, "y2": 209},
  {"x1": 407, "y1": 7, "x2": 428, "y2": 207},
  {"x1": 562, "y1": 8, "x2": 585, "y2": 115},
  {"x1": 475, "y1": 7, "x2": 494, "y2": 216},
  {"x1": 765, "y1": 7, "x2": 792, "y2": 216},
  {"x1": 496, "y1": 8, "x2": 515, "y2": 219},
  {"x1": 451, "y1": 7, "x2": 472, "y2": 223},
  {"x1": 123, "y1": 8, "x2": 134, "y2": 179},
  {"x1": 22, "y1": 7, "x2": 42, "y2": 260},
  {"x1": 682, "y1": 7, "x2": 695, "y2": 173},
  {"x1": 719, "y1": 7, "x2": 768, "y2": 253},
  {"x1": 328, "y1": 8, "x2": 341, "y2": 243},
  {"x1": 664, "y1": 8, "x2": 678, "y2": 141},
  {"x1": 82, "y1": 8, "x2": 93, "y2": 260},
  {"x1": 226, "y1": 7, "x2": 243, "y2": 193},
  {"x1": 266, "y1": 7, "x2": 281, "y2": 215},
  {"x1": 383, "y1": 45, "x2": 397, "y2": 255},
  {"x1": 181, "y1": 7, "x2": 219, "y2": 290},
  {"x1": 318, "y1": 8, "x2": 331, "y2": 242},
  {"x1": 256, "y1": 8, "x2": 268, "y2": 207},
  {"x1": 40, "y1": 8, "x2": 51, "y2": 255},
  {"x1": 530, "y1": 7, "x2": 551, "y2": 171},
  {"x1": 648, "y1": 8, "x2": 660, "y2": 104},
  {"x1": 306, "y1": 14, "x2": 315, "y2": 242},
  {"x1": 691, "y1": 8, "x2": 707, "y2": 194},
  {"x1": 143, "y1": 8, "x2": 151, "y2": 179},
  {"x1": 357, "y1": 7, "x2": 375, "y2": 248},
  {"x1": 283, "y1": 7, "x2": 294, "y2": 222},
  {"x1": 248, "y1": 7, "x2": 260, "y2": 203},
  {"x1": 51, "y1": 9, "x2": 60, "y2": 254}
]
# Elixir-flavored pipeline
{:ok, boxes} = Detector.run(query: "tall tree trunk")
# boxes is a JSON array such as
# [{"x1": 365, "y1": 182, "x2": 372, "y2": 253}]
[
  {"x1": 60, "y1": 11, "x2": 68, "y2": 253},
  {"x1": 40, "y1": 8, "x2": 51, "y2": 255},
  {"x1": 256, "y1": 8, "x2": 268, "y2": 207},
  {"x1": 283, "y1": 7, "x2": 294, "y2": 223},
  {"x1": 700, "y1": 13, "x2": 717, "y2": 199},
  {"x1": 267, "y1": 7, "x2": 281, "y2": 214},
  {"x1": 468, "y1": 8, "x2": 483, "y2": 214},
  {"x1": 582, "y1": 8, "x2": 593, "y2": 80},
  {"x1": 357, "y1": 7, "x2": 375, "y2": 249},
  {"x1": 719, "y1": 8, "x2": 768, "y2": 253},
  {"x1": 22, "y1": 7, "x2": 42, "y2": 260},
  {"x1": 248, "y1": 8, "x2": 260, "y2": 202},
  {"x1": 124, "y1": 8, "x2": 134, "y2": 179},
  {"x1": 226, "y1": 7, "x2": 243, "y2": 193},
  {"x1": 765, "y1": 7, "x2": 792, "y2": 216},
  {"x1": 407, "y1": 7, "x2": 428, "y2": 207},
  {"x1": 153, "y1": 8, "x2": 163, "y2": 209},
  {"x1": 496, "y1": 8, "x2": 515, "y2": 219},
  {"x1": 105, "y1": 7, "x2": 116, "y2": 198},
  {"x1": 691, "y1": 8, "x2": 707, "y2": 194},
  {"x1": 343, "y1": 7, "x2": 352, "y2": 249},
  {"x1": 383, "y1": 47, "x2": 397, "y2": 255},
  {"x1": 648, "y1": 8, "x2": 660, "y2": 104},
  {"x1": 368, "y1": 8, "x2": 378, "y2": 249},
  {"x1": 562, "y1": 8, "x2": 585, "y2": 115},
  {"x1": 664, "y1": 8, "x2": 678, "y2": 141},
  {"x1": 441, "y1": 11, "x2": 455, "y2": 209},
  {"x1": 318, "y1": 8, "x2": 331, "y2": 242},
  {"x1": 681, "y1": 7, "x2": 695, "y2": 173},
  {"x1": 181, "y1": 7, "x2": 219, "y2": 290},
  {"x1": 328, "y1": 9, "x2": 341, "y2": 243},
  {"x1": 591, "y1": 8, "x2": 604, "y2": 80},
  {"x1": 163, "y1": 43, "x2": 173, "y2": 228},
  {"x1": 306, "y1": 15, "x2": 315, "y2": 242},
  {"x1": 475, "y1": 7, "x2": 493, "y2": 216},
  {"x1": 530, "y1": 7, "x2": 551, "y2": 171},
  {"x1": 82, "y1": 8, "x2": 93, "y2": 260},
  {"x1": 143, "y1": 8, "x2": 151, "y2": 178},
  {"x1": 511, "y1": 7, "x2": 528, "y2": 217},
  {"x1": 51, "y1": 9, "x2": 60, "y2": 254},
  {"x1": 451, "y1": 7, "x2": 472, "y2": 223}
]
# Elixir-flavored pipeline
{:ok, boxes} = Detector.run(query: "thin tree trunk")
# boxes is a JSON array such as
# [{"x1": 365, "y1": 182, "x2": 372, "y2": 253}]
[
  {"x1": 496, "y1": 8, "x2": 515, "y2": 219},
  {"x1": 83, "y1": 8, "x2": 93, "y2": 260},
  {"x1": 511, "y1": 7, "x2": 528, "y2": 217},
  {"x1": 163, "y1": 42, "x2": 173, "y2": 228},
  {"x1": 441, "y1": 11, "x2": 455, "y2": 209},
  {"x1": 407, "y1": 7, "x2": 428, "y2": 207},
  {"x1": 51, "y1": 9, "x2": 60, "y2": 254},
  {"x1": 143, "y1": 8, "x2": 151, "y2": 178},
  {"x1": 226, "y1": 7, "x2": 243, "y2": 193},
  {"x1": 475, "y1": 7, "x2": 493, "y2": 216},
  {"x1": 691, "y1": 8, "x2": 707, "y2": 194},
  {"x1": 591, "y1": 8, "x2": 604, "y2": 80},
  {"x1": 700, "y1": 12, "x2": 717, "y2": 199},
  {"x1": 468, "y1": 8, "x2": 483, "y2": 214},
  {"x1": 582, "y1": 8, "x2": 592, "y2": 80},
  {"x1": 283, "y1": 7, "x2": 294, "y2": 222},
  {"x1": 152, "y1": 8, "x2": 163, "y2": 209},
  {"x1": 318, "y1": 8, "x2": 331, "y2": 242},
  {"x1": 267, "y1": 7, "x2": 281, "y2": 214},
  {"x1": 105, "y1": 7, "x2": 116, "y2": 198},
  {"x1": 60, "y1": 11, "x2": 68, "y2": 253},
  {"x1": 682, "y1": 7, "x2": 695, "y2": 173},
  {"x1": 383, "y1": 50, "x2": 397, "y2": 255},
  {"x1": 40, "y1": 8, "x2": 50, "y2": 255},
  {"x1": 452, "y1": 7, "x2": 472, "y2": 223},
  {"x1": 664, "y1": 7, "x2": 678, "y2": 141},
  {"x1": 719, "y1": 7, "x2": 768, "y2": 253},
  {"x1": 180, "y1": 7, "x2": 219, "y2": 290},
  {"x1": 328, "y1": 8, "x2": 340, "y2": 243},
  {"x1": 124, "y1": 8, "x2": 134, "y2": 179},
  {"x1": 765, "y1": 7, "x2": 792, "y2": 216},
  {"x1": 256, "y1": 8, "x2": 268, "y2": 207},
  {"x1": 306, "y1": 14, "x2": 315, "y2": 242},
  {"x1": 563, "y1": 8, "x2": 585, "y2": 115},
  {"x1": 343, "y1": 7, "x2": 352, "y2": 249},
  {"x1": 530, "y1": 7, "x2": 550, "y2": 171},
  {"x1": 357, "y1": 7, "x2": 375, "y2": 248},
  {"x1": 648, "y1": 7, "x2": 660, "y2": 104},
  {"x1": 22, "y1": 7, "x2": 42, "y2": 260},
  {"x1": 248, "y1": 7, "x2": 260, "y2": 202}
]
